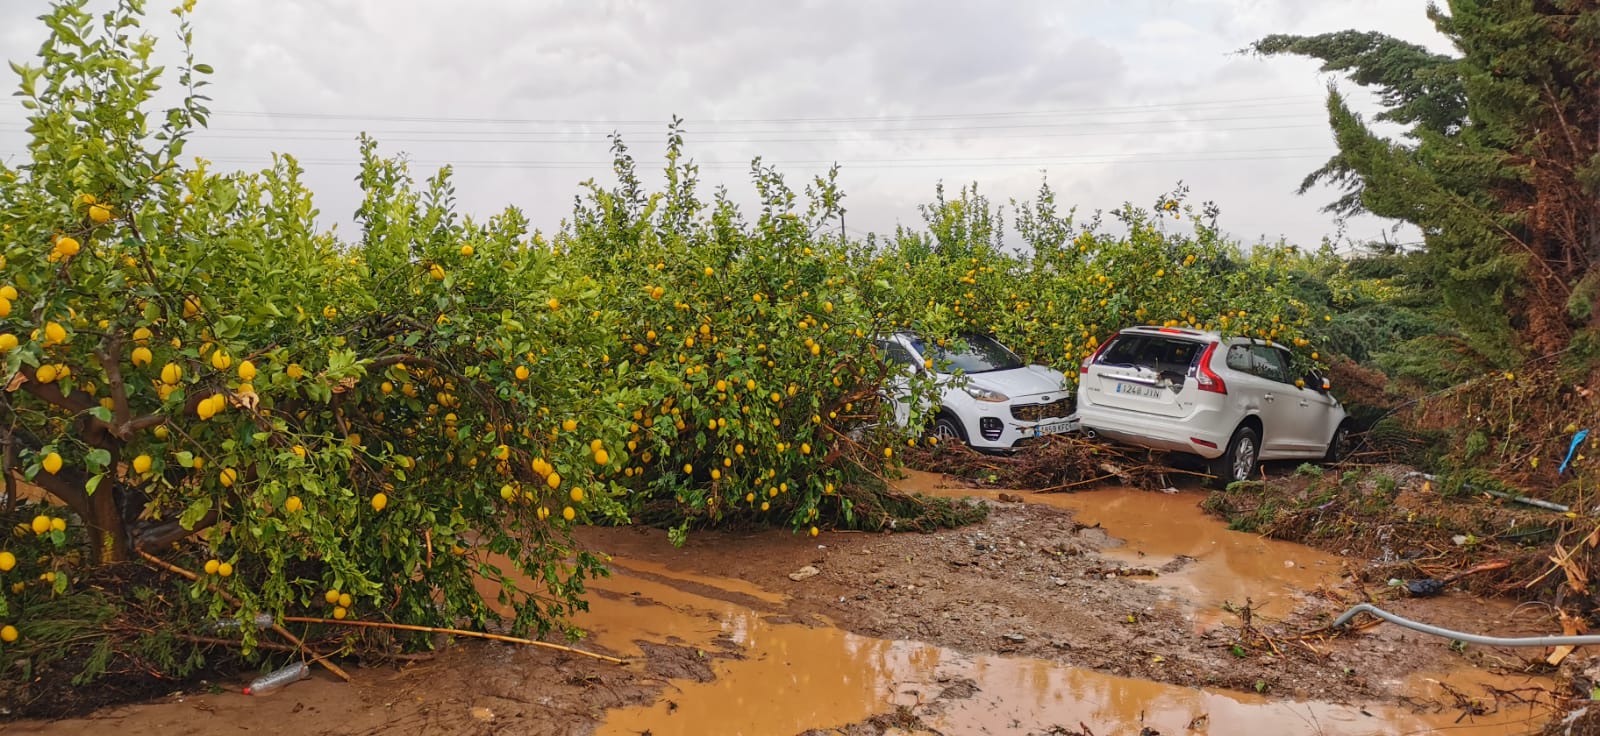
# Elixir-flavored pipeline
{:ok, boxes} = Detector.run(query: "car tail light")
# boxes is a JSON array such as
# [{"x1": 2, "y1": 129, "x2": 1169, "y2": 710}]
[
  {"x1": 1080, "y1": 339, "x2": 1113, "y2": 374},
  {"x1": 1195, "y1": 342, "x2": 1227, "y2": 394}
]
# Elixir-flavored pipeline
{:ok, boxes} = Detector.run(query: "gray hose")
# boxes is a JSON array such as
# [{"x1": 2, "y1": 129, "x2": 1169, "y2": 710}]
[{"x1": 1334, "y1": 603, "x2": 1600, "y2": 647}]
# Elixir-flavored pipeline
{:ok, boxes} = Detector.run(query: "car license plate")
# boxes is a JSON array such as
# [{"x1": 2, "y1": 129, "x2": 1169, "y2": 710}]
[
  {"x1": 1034, "y1": 421, "x2": 1073, "y2": 437},
  {"x1": 1114, "y1": 381, "x2": 1161, "y2": 398}
]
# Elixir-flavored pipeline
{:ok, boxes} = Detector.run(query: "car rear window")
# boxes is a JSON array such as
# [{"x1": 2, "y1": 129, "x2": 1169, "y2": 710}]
[{"x1": 1097, "y1": 333, "x2": 1204, "y2": 375}]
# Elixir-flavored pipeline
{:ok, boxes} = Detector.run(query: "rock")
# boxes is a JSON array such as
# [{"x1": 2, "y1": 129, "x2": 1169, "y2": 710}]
[
  {"x1": 1002, "y1": 633, "x2": 1026, "y2": 644},
  {"x1": 470, "y1": 707, "x2": 495, "y2": 723},
  {"x1": 788, "y1": 565, "x2": 821, "y2": 581},
  {"x1": 998, "y1": 493, "x2": 1023, "y2": 503}
]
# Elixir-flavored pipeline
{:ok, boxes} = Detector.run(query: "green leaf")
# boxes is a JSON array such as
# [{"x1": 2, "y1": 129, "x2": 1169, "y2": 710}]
[
  {"x1": 179, "y1": 498, "x2": 211, "y2": 530},
  {"x1": 85, "y1": 473, "x2": 104, "y2": 496},
  {"x1": 85, "y1": 449, "x2": 112, "y2": 472},
  {"x1": 216, "y1": 315, "x2": 246, "y2": 339},
  {"x1": 192, "y1": 63, "x2": 213, "y2": 74},
  {"x1": 89, "y1": 406, "x2": 113, "y2": 422},
  {"x1": 175, "y1": 451, "x2": 195, "y2": 468}
]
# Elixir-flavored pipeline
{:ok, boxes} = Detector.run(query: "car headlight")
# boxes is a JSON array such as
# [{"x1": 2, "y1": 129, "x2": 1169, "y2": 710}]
[{"x1": 965, "y1": 385, "x2": 1009, "y2": 402}]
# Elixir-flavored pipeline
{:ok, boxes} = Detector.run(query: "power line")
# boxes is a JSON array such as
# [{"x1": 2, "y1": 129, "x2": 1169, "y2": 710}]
[
  {"x1": 206, "y1": 94, "x2": 1325, "y2": 127},
  {"x1": 0, "y1": 121, "x2": 1333, "y2": 147},
  {"x1": 161, "y1": 151, "x2": 1329, "y2": 171}
]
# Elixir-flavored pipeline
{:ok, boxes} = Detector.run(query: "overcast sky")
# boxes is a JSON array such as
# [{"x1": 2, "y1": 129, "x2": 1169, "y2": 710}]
[{"x1": 0, "y1": 0, "x2": 1448, "y2": 249}]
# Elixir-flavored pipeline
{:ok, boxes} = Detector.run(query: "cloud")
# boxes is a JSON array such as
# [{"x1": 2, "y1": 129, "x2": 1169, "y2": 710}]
[{"x1": 0, "y1": 0, "x2": 1446, "y2": 250}]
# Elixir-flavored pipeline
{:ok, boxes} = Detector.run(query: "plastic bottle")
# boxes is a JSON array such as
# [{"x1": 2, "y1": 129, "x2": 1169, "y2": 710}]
[
  {"x1": 212, "y1": 612, "x2": 275, "y2": 632},
  {"x1": 242, "y1": 661, "x2": 310, "y2": 695}
]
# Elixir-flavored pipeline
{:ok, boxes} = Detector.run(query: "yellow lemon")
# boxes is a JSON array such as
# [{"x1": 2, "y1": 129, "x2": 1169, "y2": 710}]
[
  {"x1": 130, "y1": 346, "x2": 153, "y2": 367},
  {"x1": 88, "y1": 203, "x2": 112, "y2": 224},
  {"x1": 132, "y1": 326, "x2": 151, "y2": 343},
  {"x1": 204, "y1": 559, "x2": 220, "y2": 575},
  {"x1": 43, "y1": 322, "x2": 66, "y2": 345},
  {"x1": 514, "y1": 365, "x2": 529, "y2": 381},
  {"x1": 429, "y1": 263, "x2": 445, "y2": 281},
  {"x1": 216, "y1": 561, "x2": 233, "y2": 577},
  {"x1": 460, "y1": 244, "x2": 474, "y2": 257},
  {"x1": 593, "y1": 448, "x2": 609, "y2": 465},
  {"x1": 284, "y1": 495, "x2": 303, "y2": 513},
  {"x1": 324, "y1": 589, "x2": 340, "y2": 605},
  {"x1": 333, "y1": 606, "x2": 348, "y2": 620},
  {"x1": 218, "y1": 468, "x2": 237, "y2": 487},
  {"x1": 55, "y1": 237, "x2": 80, "y2": 257},
  {"x1": 41, "y1": 453, "x2": 62, "y2": 475},
  {"x1": 237, "y1": 360, "x2": 256, "y2": 381},
  {"x1": 562, "y1": 506, "x2": 576, "y2": 521},
  {"x1": 160, "y1": 363, "x2": 182, "y2": 385},
  {"x1": 371, "y1": 493, "x2": 388, "y2": 512},
  {"x1": 4, "y1": 624, "x2": 20, "y2": 643},
  {"x1": 210, "y1": 350, "x2": 232, "y2": 371},
  {"x1": 0, "y1": 333, "x2": 16, "y2": 352},
  {"x1": 34, "y1": 364, "x2": 57, "y2": 383},
  {"x1": 132, "y1": 454, "x2": 152, "y2": 474},
  {"x1": 337, "y1": 593, "x2": 352, "y2": 609},
  {"x1": 546, "y1": 472, "x2": 561, "y2": 490},
  {"x1": 0, "y1": 551, "x2": 13, "y2": 571},
  {"x1": 286, "y1": 363, "x2": 304, "y2": 380}
]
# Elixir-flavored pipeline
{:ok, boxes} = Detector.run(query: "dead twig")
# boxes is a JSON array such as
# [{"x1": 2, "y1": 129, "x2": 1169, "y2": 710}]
[
  {"x1": 280, "y1": 616, "x2": 626, "y2": 665},
  {"x1": 138, "y1": 550, "x2": 352, "y2": 682}
]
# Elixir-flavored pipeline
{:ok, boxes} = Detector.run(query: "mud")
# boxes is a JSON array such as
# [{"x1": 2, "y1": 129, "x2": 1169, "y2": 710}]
[{"x1": 12, "y1": 471, "x2": 1563, "y2": 735}]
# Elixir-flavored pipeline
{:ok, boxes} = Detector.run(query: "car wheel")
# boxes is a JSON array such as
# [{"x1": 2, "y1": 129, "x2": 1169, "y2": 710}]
[
  {"x1": 931, "y1": 415, "x2": 967, "y2": 446},
  {"x1": 1209, "y1": 425, "x2": 1260, "y2": 485},
  {"x1": 1324, "y1": 421, "x2": 1353, "y2": 463}
]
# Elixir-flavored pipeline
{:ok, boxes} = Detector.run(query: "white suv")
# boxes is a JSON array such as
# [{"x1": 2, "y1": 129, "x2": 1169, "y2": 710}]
[
  {"x1": 878, "y1": 333, "x2": 1075, "y2": 452},
  {"x1": 1076, "y1": 326, "x2": 1350, "y2": 482}
]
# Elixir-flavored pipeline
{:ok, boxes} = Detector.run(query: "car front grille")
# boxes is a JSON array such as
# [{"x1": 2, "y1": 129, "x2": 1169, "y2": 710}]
[{"x1": 1010, "y1": 397, "x2": 1075, "y2": 422}]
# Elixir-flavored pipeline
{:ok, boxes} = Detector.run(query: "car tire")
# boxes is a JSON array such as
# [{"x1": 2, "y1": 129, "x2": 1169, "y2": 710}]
[
  {"x1": 1209, "y1": 425, "x2": 1260, "y2": 486},
  {"x1": 930, "y1": 414, "x2": 967, "y2": 446},
  {"x1": 1324, "y1": 421, "x2": 1353, "y2": 463}
]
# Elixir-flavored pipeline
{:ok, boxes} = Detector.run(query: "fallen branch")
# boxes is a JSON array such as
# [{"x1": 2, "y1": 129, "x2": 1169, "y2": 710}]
[
  {"x1": 138, "y1": 550, "x2": 352, "y2": 682},
  {"x1": 280, "y1": 616, "x2": 626, "y2": 665}
]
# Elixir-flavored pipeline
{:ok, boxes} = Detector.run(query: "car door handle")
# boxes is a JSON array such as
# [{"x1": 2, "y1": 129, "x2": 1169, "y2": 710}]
[{"x1": 1263, "y1": 393, "x2": 1275, "y2": 402}]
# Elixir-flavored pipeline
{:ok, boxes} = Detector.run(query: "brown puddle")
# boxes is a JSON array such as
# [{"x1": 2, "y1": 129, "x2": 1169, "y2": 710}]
[{"x1": 580, "y1": 557, "x2": 1541, "y2": 736}]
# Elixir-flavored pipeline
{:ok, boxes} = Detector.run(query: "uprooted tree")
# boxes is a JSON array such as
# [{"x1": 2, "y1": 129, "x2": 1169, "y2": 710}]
[{"x1": 1253, "y1": 1, "x2": 1600, "y2": 371}]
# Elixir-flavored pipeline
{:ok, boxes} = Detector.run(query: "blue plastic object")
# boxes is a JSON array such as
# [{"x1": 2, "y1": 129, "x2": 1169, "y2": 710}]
[{"x1": 1559, "y1": 429, "x2": 1590, "y2": 475}]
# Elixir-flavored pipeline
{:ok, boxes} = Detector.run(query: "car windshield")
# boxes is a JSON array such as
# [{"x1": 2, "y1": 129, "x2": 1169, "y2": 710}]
[{"x1": 908, "y1": 334, "x2": 1024, "y2": 374}]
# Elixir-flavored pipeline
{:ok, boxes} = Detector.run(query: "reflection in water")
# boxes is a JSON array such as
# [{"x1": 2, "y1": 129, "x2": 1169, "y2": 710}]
[{"x1": 586, "y1": 563, "x2": 1540, "y2": 736}]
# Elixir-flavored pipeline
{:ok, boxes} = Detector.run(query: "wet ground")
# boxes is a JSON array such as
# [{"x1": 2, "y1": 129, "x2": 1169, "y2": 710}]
[{"x1": 11, "y1": 472, "x2": 1563, "y2": 735}]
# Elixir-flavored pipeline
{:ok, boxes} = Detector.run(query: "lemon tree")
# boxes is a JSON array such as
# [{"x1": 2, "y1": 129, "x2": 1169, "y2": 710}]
[
  {"x1": 0, "y1": 0, "x2": 624, "y2": 648},
  {"x1": 562, "y1": 132, "x2": 957, "y2": 541}
]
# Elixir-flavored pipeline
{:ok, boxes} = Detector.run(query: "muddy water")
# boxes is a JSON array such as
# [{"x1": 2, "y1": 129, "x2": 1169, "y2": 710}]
[
  {"x1": 898, "y1": 470, "x2": 1344, "y2": 627},
  {"x1": 581, "y1": 556, "x2": 1536, "y2": 735}
]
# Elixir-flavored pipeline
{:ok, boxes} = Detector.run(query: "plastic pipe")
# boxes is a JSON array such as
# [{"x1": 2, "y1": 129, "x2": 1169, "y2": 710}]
[{"x1": 1333, "y1": 603, "x2": 1600, "y2": 647}]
